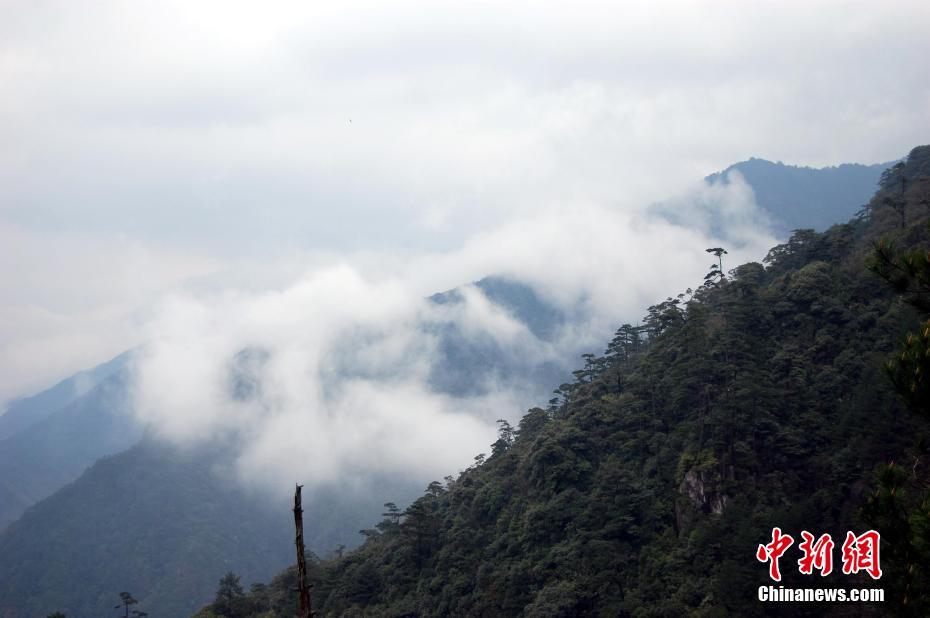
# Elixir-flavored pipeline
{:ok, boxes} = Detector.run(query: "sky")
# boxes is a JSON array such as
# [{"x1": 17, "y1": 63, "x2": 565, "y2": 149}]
[{"x1": 1, "y1": 0, "x2": 928, "y2": 490}]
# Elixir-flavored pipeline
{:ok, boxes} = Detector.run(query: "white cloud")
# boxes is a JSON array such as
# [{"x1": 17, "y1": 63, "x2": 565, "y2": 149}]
[
  {"x1": 127, "y1": 179, "x2": 776, "y2": 495},
  {"x1": 0, "y1": 0, "x2": 926, "y2": 483},
  {"x1": 0, "y1": 221, "x2": 221, "y2": 402}
]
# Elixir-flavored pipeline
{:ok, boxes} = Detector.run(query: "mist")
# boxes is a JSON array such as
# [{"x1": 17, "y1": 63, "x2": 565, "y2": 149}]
[
  {"x1": 129, "y1": 178, "x2": 777, "y2": 496},
  {"x1": 1, "y1": 0, "x2": 928, "y2": 493}
]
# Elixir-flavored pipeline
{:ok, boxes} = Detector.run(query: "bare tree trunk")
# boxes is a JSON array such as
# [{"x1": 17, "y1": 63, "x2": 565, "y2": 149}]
[{"x1": 294, "y1": 484, "x2": 313, "y2": 618}]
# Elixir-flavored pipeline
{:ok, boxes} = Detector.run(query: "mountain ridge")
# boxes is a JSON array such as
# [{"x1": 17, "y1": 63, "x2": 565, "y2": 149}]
[
  {"x1": 706, "y1": 157, "x2": 894, "y2": 236},
  {"x1": 1, "y1": 152, "x2": 916, "y2": 617},
  {"x1": 192, "y1": 145, "x2": 930, "y2": 616}
]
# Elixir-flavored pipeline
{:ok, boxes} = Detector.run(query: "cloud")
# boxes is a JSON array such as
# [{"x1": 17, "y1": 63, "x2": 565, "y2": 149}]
[
  {"x1": 1, "y1": 0, "x2": 926, "y2": 485},
  {"x1": 128, "y1": 180, "x2": 777, "y2": 496},
  {"x1": 1, "y1": 1, "x2": 926, "y2": 256},
  {"x1": 129, "y1": 264, "x2": 514, "y2": 493},
  {"x1": 0, "y1": 221, "x2": 221, "y2": 403}
]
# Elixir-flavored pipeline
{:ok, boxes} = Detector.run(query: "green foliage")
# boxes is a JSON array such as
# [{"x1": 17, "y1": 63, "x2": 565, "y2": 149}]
[
  {"x1": 0, "y1": 442, "x2": 293, "y2": 617},
  {"x1": 215, "y1": 572, "x2": 245, "y2": 604},
  {"x1": 198, "y1": 149, "x2": 930, "y2": 617},
  {"x1": 858, "y1": 151, "x2": 930, "y2": 614}
]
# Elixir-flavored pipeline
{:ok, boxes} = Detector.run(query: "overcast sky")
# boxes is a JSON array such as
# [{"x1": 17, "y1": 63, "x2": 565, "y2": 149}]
[{"x1": 2, "y1": 0, "x2": 928, "y2": 407}]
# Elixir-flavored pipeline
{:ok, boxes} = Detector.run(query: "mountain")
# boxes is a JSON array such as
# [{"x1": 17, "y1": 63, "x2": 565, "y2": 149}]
[
  {"x1": 0, "y1": 276, "x2": 573, "y2": 532},
  {"x1": 706, "y1": 157, "x2": 893, "y2": 237},
  {"x1": 0, "y1": 437, "x2": 429, "y2": 617},
  {"x1": 2, "y1": 151, "x2": 915, "y2": 617},
  {"x1": 0, "y1": 277, "x2": 575, "y2": 617},
  {"x1": 0, "y1": 365, "x2": 142, "y2": 530},
  {"x1": 0, "y1": 152, "x2": 883, "y2": 536},
  {"x1": 0, "y1": 440, "x2": 291, "y2": 618},
  {"x1": 0, "y1": 351, "x2": 131, "y2": 442},
  {"x1": 441, "y1": 276, "x2": 567, "y2": 342},
  {"x1": 195, "y1": 146, "x2": 930, "y2": 616},
  {"x1": 428, "y1": 275, "x2": 570, "y2": 397}
]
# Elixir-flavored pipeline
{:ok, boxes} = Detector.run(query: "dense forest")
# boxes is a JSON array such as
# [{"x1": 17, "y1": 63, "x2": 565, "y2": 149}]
[{"x1": 192, "y1": 146, "x2": 930, "y2": 617}]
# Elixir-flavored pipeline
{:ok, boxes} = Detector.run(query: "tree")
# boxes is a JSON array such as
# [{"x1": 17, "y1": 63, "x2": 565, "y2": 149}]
[
  {"x1": 401, "y1": 499, "x2": 440, "y2": 569},
  {"x1": 114, "y1": 592, "x2": 138, "y2": 618},
  {"x1": 491, "y1": 419, "x2": 515, "y2": 455},
  {"x1": 862, "y1": 230, "x2": 930, "y2": 615},
  {"x1": 763, "y1": 229, "x2": 819, "y2": 272},
  {"x1": 705, "y1": 247, "x2": 728, "y2": 272},
  {"x1": 214, "y1": 571, "x2": 245, "y2": 605},
  {"x1": 381, "y1": 502, "x2": 401, "y2": 524},
  {"x1": 377, "y1": 502, "x2": 402, "y2": 534},
  {"x1": 292, "y1": 485, "x2": 313, "y2": 618},
  {"x1": 605, "y1": 323, "x2": 644, "y2": 363},
  {"x1": 704, "y1": 247, "x2": 728, "y2": 284},
  {"x1": 871, "y1": 238, "x2": 930, "y2": 417}
]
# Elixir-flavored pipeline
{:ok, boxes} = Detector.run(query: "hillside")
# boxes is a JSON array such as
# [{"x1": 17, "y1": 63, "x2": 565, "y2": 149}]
[
  {"x1": 0, "y1": 367, "x2": 142, "y2": 530},
  {"x1": 0, "y1": 439, "x2": 420, "y2": 617},
  {"x1": 428, "y1": 275, "x2": 569, "y2": 397},
  {"x1": 196, "y1": 146, "x2": 930, "y2": 616},
  {"x1": 0, "y1": 352, "x2": 130, "y2": 441},
  {"x1": 706, "y1": 158, "x2": 892, "y2": 237},
  {"x1": 0, "y1": 277, "x2": 573, "y2": 617},
  {"x1": 0, "y1": 153, "x2": 916, "y2": 617},
  {"x1": 0, "y1": 155, "x2": 878, "y2": 534},
  {"x1": 0, "y1": 440, "x2": 288, "y2": 617}
]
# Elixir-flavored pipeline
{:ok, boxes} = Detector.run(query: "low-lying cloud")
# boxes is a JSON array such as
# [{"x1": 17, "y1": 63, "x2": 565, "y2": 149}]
[
  {"x1": 2, "y1": 1, "x2": 926, "y2": 405},
  {"x1": 2, "y1": 0, "x2": 925, "y2": 495},
  {"x1": 129, "y1": 179, "x2": 777, "y2": 496}
]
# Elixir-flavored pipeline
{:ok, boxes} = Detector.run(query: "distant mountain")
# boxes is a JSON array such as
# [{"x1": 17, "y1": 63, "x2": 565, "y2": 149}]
[
  {"x1": 1, "y1": 153, "x2": 895, "y2": 613},
  {"x1": 0, "y1": 440, "x2": 288, "y2": 617},
  {"x1": 0, "y1": 436, "x2": 425, "y2": 617},
  {"x1": 706, "y1": 157, "x2": 894, "y2": 236},
  {"x1": 0, "y1": 351, "x2": 130, "y2": 441},
  {"x1": 0, "y1": 276, "x2": 578, "y2": 617},
  {"x1": 0, "y1": 367, "x2": 142, "y2": 530},
  {"x1": 428, "y1": 276, "x2": 571, "y2": 397},
  {"x1": 439, "y1": 276, "x2": 567, "y2": 341},
  {"x1": 0, "y1": 276, "x2": 577, "y2": 530}
]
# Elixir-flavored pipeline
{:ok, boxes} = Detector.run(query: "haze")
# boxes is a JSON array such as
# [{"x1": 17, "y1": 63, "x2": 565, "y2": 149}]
[{"x1": 1, "y1": 0, "x2": 928, "y2": 488}]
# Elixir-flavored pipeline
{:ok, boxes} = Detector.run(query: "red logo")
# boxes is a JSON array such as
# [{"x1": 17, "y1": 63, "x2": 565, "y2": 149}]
[
  {"x1": 798, "y1": 531, "x2": 834, "y2": 576},
  {"x1": 841, "y1": 530, "x2": 882, "y2": 580},
  {"x1": 758, "y1": 529, "x2": 881, "y2": 581},
  {"x1": 756, "y1": 527, "x2": 794, "y2": 582}
]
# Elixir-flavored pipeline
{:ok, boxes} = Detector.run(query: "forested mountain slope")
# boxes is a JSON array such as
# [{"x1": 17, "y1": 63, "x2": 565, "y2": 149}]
[
  {"x1": 0, "y1": 365, "x2": 142, "y2": 530},
  {"x1": 0, "y1": 277, "x2": 569, "y2": 617},
  {"x1": 0, "y1": 351, "x2": 130, "y2": 442},
  {"x1": 0, "y1": 154, "x2": 876, "y2": 537},
  {"x1": 0, "y1": 436, "x2": 428, "y2": 618},
  {"x1": 198, "y1": 146, "x2": 930, "y2": 617}
]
